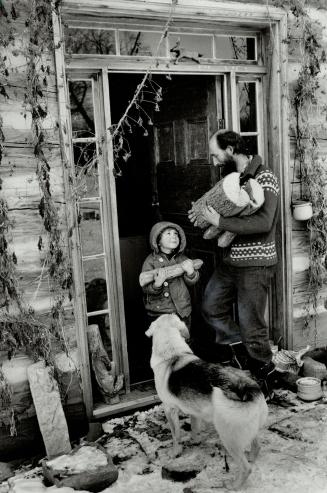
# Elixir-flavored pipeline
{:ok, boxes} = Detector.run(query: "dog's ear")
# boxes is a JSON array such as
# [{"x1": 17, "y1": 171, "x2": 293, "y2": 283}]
[{"x1": 145, "y1": 320, "x2": 156, "y2": 338}]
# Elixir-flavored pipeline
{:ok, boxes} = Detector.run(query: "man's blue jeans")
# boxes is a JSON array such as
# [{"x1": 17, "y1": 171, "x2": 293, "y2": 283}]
[{"x1": 202, "y1": 262, "x2": 275, "y2": 364}]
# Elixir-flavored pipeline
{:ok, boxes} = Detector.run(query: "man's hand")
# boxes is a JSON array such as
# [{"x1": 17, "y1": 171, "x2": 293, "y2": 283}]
[
  {"x1": 181, "y1": 259, "x2": 195, "y2": 277},
  {"x1": 153, "y1": 268, "x2": 166, "y2": 288},
  {"x1": 188, "y1": 202, "x2": 221, "y2": 228},
  {"x1": 188, "y1": 202, "x2": 203, "y2": 227},
  {"x1": 201, "y1": 205, "x2": 221, "y2": 227}
]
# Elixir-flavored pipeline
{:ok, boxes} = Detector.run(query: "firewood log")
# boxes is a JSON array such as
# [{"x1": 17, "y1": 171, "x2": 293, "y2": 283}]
[
  {"x1": 191, "y1": 172, "x2": 264, "y2": 245},
  {"x1": 139, "y1": 259, "x2": 203, "y2": 287},
  {"x1": 192, "y1": 172, "x2": 265, "y2": 227}
]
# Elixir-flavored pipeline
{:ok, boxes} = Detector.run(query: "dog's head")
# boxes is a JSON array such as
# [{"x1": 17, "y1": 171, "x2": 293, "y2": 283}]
[{"x1": 145, "y1": 314, "x2": 190, "y2": 340}]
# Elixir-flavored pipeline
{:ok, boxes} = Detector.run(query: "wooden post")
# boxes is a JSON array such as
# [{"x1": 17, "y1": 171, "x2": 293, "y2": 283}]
[{"x1": 52, "y1": 8, "x2": 93, "y2": 418}]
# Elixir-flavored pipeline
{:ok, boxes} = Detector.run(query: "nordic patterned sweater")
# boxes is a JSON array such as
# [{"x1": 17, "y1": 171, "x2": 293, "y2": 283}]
[{"x1": 218, "y1": 155, "x2": 279, "y2": 267}]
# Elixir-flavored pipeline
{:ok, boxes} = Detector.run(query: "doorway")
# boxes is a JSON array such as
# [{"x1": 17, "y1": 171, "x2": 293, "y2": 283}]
[{"x1": 108, "y1": 73, "x2": 224, "y2": 384}]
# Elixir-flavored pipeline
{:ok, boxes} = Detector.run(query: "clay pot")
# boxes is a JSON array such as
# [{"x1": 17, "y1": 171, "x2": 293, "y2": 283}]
[
  {"x1": 296, "y1": 377, "x2": 322, "y2": 401},
  {"x1": 292, "y1": 200, "x2": 313, "y2": 221}
]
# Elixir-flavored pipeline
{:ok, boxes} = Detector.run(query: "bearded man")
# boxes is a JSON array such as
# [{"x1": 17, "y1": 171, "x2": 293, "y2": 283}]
[{"x1": 188, "y1": 130, "x2": 280, "y2": 393}]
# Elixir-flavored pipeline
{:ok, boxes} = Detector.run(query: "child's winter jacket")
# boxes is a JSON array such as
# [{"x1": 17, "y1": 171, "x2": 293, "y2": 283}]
[{"x1": 141, "y1": 221, "x2": 199, "y2": 318}]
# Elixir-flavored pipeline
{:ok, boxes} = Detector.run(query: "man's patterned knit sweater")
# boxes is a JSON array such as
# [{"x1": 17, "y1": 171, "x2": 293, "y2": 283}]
[{"x1": 218, "y1": 155, "x2": 279, "y2": 267}]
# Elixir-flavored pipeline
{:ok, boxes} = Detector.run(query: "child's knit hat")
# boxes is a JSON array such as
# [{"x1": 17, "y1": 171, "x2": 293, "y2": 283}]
[{"x1": 149, "y1": 221, "x2": 186, "y2": 254}]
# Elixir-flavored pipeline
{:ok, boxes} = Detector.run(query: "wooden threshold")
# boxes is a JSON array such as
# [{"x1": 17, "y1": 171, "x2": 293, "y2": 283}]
[{"x1": 93, "y1": 385, "x2": 160, "y2": 419}]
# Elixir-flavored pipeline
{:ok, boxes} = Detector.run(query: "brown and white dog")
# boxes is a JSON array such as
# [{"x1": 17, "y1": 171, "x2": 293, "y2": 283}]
[{"x1": 146, "y1": 313, "x2": 268, "y2": 490}]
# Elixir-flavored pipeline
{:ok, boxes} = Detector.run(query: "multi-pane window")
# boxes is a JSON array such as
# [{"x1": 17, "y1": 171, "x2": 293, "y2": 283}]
[
  {"x1": 68, "y1": 80, "x2": 112, "y2": 358},
  {"x1": 237, "y1": 78, "x2": 261, "y2": 156},
  {"x1": 65, "y1": 26, "x2": 258, "y2": 62}
]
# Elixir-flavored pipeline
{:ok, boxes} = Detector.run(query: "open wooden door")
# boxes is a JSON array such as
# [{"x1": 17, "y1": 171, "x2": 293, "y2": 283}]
[
  {"x1": 152, "y1": 75, "x2": 224, "y2": 347},
  {"x1": 109, "y1": 73, "x2": 225, "y2": 383}
]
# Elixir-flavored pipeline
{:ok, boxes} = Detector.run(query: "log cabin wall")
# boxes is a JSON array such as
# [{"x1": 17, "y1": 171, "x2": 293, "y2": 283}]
[
  {"x1": 0, "y1": 1, "x2": 86, "y2": 448},
  {"x1": 230, "y1": 0, "x2": 327, "y2": 352},
  {"x1": 0, "y1": 2, "x2": 76, "y2": 337},
  {"x1": 288, "y1": 7, "x2": 327, "y2": 350}
]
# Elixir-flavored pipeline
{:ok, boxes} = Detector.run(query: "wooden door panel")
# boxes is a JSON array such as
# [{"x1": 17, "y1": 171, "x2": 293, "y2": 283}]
[
  {"x1": 153, "y1": 75, "x2": 222, "y2": 337},
  {"x1": 156, "y1": 163, "x2": 218, "y2": 217}
]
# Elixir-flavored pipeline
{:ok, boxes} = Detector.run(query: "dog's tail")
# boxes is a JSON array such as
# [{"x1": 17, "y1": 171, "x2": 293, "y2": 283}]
[
  {"x1": 234, "y1": 379, "x2": 262, "y2": 402},
  {"x1": 214, "y1": 366, "x2": 263, "y2": 402}
]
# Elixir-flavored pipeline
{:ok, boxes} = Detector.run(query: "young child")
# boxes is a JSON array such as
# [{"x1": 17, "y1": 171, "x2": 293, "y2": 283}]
[{"x1": 141, "y1": 221, "x2": 199, "y2": 329}]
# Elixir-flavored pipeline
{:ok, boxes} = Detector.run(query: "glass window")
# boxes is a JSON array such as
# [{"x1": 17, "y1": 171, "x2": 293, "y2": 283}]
[
  {"x1": 119, "y1": 31, "x2": 166, "y2": 57},
  {"x1": 85, "y1": 277, "x2": 111, "y2": 358},
  {"x1": 169, "y1": 34, "x2": 212, "y2": 60},
  {"x1": 79, "y1": 201, "x2": 104, "y2": 256},
  {"x1": 215, "y1": 36, "x2": 256, "y2": 60},
  {"x1": 65, "y1": 28, "x2": 116, "y2": 55},
  {"x1": 73, "y1": 142, "x2": 99, "y2": 199},
  {"x1": 83, "y1": 258, "x2": 107, "y2": 290},
  {"x1": 238, "y1": 81, "x2": 257, "y2": 132},
  {"x1": 242, "y1": 135, "x2": 258, "y2": 155},
  {"x1": 69, "y1": 81, "x2": 95, "y2": 139}
]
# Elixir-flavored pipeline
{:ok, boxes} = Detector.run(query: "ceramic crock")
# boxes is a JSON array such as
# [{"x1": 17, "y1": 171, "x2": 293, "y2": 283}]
[
  {"x1": 292, "y1": 201, "x2": 313, "y2": 221},
  {"x1": 296, "y1": 376, "x2": 322, "y2": 401}
]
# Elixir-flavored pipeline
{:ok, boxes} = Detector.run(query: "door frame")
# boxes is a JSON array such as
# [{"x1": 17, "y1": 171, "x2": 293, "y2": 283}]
[{"x1": 54, "y1": 0, "x2": 291, "y2": 417}]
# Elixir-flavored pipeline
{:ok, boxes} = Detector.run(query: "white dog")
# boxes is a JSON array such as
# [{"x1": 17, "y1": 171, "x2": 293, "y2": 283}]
[{"x1": 146, "y1": 313, "x2": 268, "y2": 490}]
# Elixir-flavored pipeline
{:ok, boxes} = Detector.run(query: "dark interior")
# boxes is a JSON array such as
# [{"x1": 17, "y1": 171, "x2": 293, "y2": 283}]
[{"x1": 109, "y1": 73, "x2": 221, "y2": 384}]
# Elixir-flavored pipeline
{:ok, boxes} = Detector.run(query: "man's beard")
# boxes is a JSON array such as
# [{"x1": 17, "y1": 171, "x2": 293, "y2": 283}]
[{"x1": 220, "y1": 155, "x2": 237, "y2": 177}]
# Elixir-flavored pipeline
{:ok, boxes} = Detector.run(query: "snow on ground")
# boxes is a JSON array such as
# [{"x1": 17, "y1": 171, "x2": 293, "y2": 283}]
[
  {"x1": 1, "y1": 389, "x2": 327, "y2": 492},
  {"x1": 99, "y1": 390, "x2": 327, "y2": 493}
]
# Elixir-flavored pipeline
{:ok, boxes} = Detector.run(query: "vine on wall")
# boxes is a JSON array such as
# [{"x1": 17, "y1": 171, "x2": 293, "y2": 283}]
[
  {"x1": 25, "y1": 0, "x2": 73, "y2": 342},
  {"x1": 274, "y1": 0, "x2": 327, "y2": 333},
  {"x1": 0, "y1": 0, "x2": 74, "y2": 431},
  {"x1": 0, "y1": 0, "x2": 71, "y2": 359},
  {"x1": 291, "y1": 5, "x2": 327, "y2": 333}
]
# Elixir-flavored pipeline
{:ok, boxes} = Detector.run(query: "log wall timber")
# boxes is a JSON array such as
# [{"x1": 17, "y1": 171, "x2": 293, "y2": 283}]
[
  {"x1": 0, "y1": 2, "x2": 87, "y2": 454},
  {"x1": 0, "y1": 3, "x2": 71, "y2": 316},
  {"x1": 287, "y1": 6, "x2": 327, "y2": 349}
]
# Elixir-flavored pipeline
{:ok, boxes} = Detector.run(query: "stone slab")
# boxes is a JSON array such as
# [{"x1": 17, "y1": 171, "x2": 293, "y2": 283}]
[{"x1": 27, "y1": 362, "x2": 71, "y2": 458}]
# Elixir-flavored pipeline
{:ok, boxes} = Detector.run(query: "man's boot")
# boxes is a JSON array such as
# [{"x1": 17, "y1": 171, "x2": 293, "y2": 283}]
[
  {"x1": 216, "y1": 343, "x2": 233, "y2": 365},
  {"x1": 229, "y1": 342, "x2": 249, "y2": 370},
  {"x1": 248, "y1": 359, "x2": 280, "y2": 399}
]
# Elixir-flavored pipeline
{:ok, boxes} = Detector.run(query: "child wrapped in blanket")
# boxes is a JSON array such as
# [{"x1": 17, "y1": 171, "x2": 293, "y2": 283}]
[{"x1": 190, "y1": 170, "x2": 265, "y2": 247}]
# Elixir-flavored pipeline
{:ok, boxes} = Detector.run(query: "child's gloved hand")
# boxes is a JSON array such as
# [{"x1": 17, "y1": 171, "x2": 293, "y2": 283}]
[
  {"x1": 153, "y1": 268, "x2": 166, "y2": 288},
  {"x1": 181, "y1": 259, "x2": 195, "y2": 277}
]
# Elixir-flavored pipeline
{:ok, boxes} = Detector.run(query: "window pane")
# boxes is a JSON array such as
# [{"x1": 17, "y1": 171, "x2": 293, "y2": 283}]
[
  {"x1": 238, "y1": 82, "x2": 257, "y2": 132},
  {"x1": 83, "y1": 258, "x2": 107, "y2": 294},
  {"x1": 119, "y1": 31, "x2": 166, "y2": 56},
  {"x1": 69, "y1": 81, "x2": 95, "y2": 139},
  {"x1": 242, "y1": 135, "x2": 258, "y2": 155},
  {"x1": 169, "y1": 34, "x2": 212, "y2": 60},
  {"x1": 215, "y1": 36, "x2": 256, "y2": 60},
  {"x1": 65, "y1": 28, "x2": 116, "y2": 55},
  {"x1": 79, "y1": 201, "x2": 104, "y2": 256},
  {"x1": 85, "y1": 278, "x2": 111, "y2": 358},
  {"x1": 73, "y1": 142, "x2": 99, "y2": 199}
]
